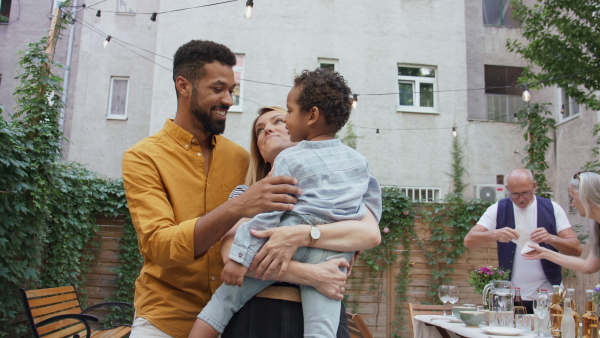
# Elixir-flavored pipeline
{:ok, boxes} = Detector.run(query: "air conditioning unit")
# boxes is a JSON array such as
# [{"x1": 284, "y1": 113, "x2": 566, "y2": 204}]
[{"x1": 475, "y1": 184, "x2": 507, "y2": 202}]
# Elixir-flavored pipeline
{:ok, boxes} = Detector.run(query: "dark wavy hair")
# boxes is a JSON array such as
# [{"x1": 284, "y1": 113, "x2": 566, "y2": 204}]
[
  {"x1": 172, "y1": 40, "x2": 236, "y2": 90},
  {"x1": 293, "y1": 68, "x2": 352, "y2": 133}
]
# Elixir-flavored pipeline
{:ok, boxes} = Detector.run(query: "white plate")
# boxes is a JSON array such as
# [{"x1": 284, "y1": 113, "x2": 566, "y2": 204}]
[
  {"x1": 481, "y1": 327, "x2": 524, "y2": 335},
  {"x1": 449, "y1": 317, "x2": 462, "y2": 323}
]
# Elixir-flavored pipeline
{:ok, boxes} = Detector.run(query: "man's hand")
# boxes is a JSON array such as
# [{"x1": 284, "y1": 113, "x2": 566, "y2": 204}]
[
  {"x1": 221, "y1": 261, "x2": 248, "y2": 287},
  {"x1": 530, "y1": 227, "x2": 552, "y2": 244},
  {"x1": 249, "y1": 226, "x2": 306, "y2": 281},
  {"x1": 234, "y1": 176, "x2": 302, "y2": 218},
  {"x1": 493, "y1": 227, "x2": 519, "y2": 243}
]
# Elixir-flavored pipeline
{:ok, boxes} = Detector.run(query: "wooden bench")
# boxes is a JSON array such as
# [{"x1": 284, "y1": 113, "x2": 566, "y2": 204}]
[
  {"x1": 20, "y1": 284, "x2": 132, "y2": 338},
  {"x1": 346, "y1": 312, "x2": 373, "y2": 338}
]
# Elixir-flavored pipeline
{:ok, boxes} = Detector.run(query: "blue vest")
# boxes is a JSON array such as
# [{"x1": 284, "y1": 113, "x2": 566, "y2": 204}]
[{"x1": 496, "y1": 196, "x2": 562, "y2": 286}]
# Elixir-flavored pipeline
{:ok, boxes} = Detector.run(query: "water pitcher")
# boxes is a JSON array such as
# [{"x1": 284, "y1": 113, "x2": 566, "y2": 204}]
[{"x1": 483, "y1": 280, "x2": 514, "y2": 312}]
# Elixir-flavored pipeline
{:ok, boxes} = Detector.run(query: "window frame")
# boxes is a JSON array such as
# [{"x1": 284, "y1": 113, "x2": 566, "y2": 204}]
[
  {"x1": 318, "y1": 58, "x2": 338, "y2": 72},
  {"x1": 229, "y1": 54, "x2": 245, "y2": 113},
  {"x1": 397, "y1": 65, "x2": 438, "y2": 114},
  {"x1": 106, "y1": 76, "x2": 130, "y2": 120},
  {"x1": 482, "y1": 0, "x2": 520, "y2": 27},
  {"x1": 558, "y1": 86, "x2": 580, "y2": 123}
]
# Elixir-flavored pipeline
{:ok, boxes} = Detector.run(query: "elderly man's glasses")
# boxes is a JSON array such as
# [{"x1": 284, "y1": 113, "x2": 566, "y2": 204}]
[{"x1": 509, "y1": 190, "x2": 533, "y2": 199}]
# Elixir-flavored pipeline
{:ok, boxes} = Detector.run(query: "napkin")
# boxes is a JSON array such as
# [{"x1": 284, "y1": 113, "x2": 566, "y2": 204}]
[{"x1": 509, "y1": 226, "x2": 538, "y2": 254}]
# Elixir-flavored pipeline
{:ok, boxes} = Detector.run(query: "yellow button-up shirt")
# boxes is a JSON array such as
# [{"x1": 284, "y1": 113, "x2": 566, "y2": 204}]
[{"x1": 122, "y1": 119, "x2": 249, "y2": 338}]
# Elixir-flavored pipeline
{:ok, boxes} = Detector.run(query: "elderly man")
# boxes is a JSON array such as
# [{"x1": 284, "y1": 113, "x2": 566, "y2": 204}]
[{"x1": 464, "y1": 168, "x2": 582, "y2": 312}]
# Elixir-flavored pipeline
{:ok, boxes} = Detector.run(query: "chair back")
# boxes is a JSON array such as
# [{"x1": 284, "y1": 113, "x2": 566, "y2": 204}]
[
  {"x1": 20, "y1": 285, "x2": 86, "y2": 338},
  {"x1": 407, "y1": 303, "x2": 452, "y2": 333},
  {"x1": 346, "y1": 312, "x2": 374, "y2": 338}
]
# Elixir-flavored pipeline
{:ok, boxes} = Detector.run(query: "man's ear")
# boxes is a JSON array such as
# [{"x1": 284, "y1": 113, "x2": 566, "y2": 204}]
[
  {"x1": 175, "y1": 76, "x2": 192, "y2": 98},
  {"x1": 307, "y1": 106, "x2": 320, "y2": 126}
]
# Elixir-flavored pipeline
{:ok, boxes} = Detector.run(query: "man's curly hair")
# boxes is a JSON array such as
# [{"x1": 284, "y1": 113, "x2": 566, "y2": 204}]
[
  {"x1": 172, "y1": 40, "x2": 236, "y2": 86},
  {"x1": 293, "y1": 68, "x2": 353, "y2": 133}
]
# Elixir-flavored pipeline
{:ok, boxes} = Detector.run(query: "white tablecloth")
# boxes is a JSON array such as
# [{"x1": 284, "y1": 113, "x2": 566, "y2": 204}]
[{"x1": 413, "y1": 315, "x2": 537, "y2": 338}]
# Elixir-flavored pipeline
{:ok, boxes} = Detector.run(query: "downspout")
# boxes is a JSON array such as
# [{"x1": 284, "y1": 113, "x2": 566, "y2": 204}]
[{"x1": 59, "y1": 0, "x2": 77, "y2": 134}]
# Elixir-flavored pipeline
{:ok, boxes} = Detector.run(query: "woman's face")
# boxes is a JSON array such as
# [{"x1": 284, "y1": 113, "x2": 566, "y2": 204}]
[
  {"x1": 569, "y1": 185, "x2": 585, "y2": 217},
  {"x1": 254, "y1": 110, "x2": 297, "y2": 164}
]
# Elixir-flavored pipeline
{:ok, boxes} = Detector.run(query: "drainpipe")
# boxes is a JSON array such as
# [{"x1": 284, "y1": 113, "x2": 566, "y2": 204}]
[{"x1": 59, "y1": 0, "x2": 77, "y2": 134}]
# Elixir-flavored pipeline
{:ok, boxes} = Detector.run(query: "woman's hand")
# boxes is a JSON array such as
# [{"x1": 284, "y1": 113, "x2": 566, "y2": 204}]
[
  {"x1": 347, "y1": 250, "x2": 362, "y2": 276},
  {"x1": 249, "y1": 225, "x2": 309, "y2": 280},
  {"x1": 523, "y1": 243, "x2": 547, "y2": 260}
]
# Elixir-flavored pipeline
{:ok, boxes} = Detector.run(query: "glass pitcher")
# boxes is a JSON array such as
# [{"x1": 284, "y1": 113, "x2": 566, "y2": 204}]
[{"x1": 483, "y1": 280, "x2": 514, "y2": 313}]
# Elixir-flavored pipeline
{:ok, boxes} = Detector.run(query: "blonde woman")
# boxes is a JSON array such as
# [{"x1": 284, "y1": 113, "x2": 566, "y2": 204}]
[
  {"x1": 525, "y1": 172, "x2": 599, "y2": 272},
  {"x1": 218, "y1": 106, "x2": 380, "y2": 338}
]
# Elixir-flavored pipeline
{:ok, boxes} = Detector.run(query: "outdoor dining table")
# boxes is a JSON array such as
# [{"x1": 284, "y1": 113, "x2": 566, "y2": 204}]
[{"x1": 413, "y1": 314, "x2": 538, "y2": 338}]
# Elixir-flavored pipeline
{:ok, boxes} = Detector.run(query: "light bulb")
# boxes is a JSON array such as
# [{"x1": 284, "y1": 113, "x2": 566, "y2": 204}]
[
  {"x1": 244, "y1": 0, "x2": 253, "y2": 19},
  {"x1": 103, "y1": 35, "x2": 111, "y2": 48},
  {"x1": 521, "y1": 84, "x2": 531, "y2": 102},
  {"x1": 148, "y1": 12, "x2": 157, "y2": 30},
  {"x1": 351, "y1": 94, "x2": 358, "y2": 110},
  {"x1": 452, "y1": 127, "x2": 457, "y2": 138},
  {"x1": 94, "y1": 10, "x2": 101, "y2": 24}
]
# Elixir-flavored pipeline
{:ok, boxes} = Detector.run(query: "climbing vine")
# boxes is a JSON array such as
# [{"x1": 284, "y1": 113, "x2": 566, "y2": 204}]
[{"x1": 515, "y1": 102, "x2": 556, "y2": 198}]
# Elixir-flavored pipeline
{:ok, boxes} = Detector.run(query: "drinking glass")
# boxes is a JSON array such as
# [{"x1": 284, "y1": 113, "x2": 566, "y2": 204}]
[
  {"x1": 533, "y1": 293, "x2": 549, "y2": 338},
  {"x1": 448, "y1": 286, "x2": 459, "y2": 306},
  {"x1": 438, "y1": 285, "x2": 450, "y2": 316}
]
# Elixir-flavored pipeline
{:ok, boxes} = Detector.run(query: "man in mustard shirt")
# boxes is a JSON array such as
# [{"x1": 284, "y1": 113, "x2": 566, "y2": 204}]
[{"x1": 122, "y1": 40, "x2": 301, "y2": 338}]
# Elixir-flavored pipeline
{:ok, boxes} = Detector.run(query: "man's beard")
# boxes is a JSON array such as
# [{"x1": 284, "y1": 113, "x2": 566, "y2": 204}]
[{"x1": 190, "y1": 90, "x2": 226, "y2": 135}]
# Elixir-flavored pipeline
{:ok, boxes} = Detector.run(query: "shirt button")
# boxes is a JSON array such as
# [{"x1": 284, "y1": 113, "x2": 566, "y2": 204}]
[
  {"x1": 184, "y1": 144, "x2": 189, "y2": 149},
  {"x1": 197, "y1": 153, "x2": 202, "y2": 157},
  {"x1": 192, "y1": 139, "x2": 195, "y2": 143},
  {"x1": 211, "y1": 276, "x2": 216, "y2": 281},
  {"x1": 238, "y1": 253, "x2": 243, "y2": 258}
]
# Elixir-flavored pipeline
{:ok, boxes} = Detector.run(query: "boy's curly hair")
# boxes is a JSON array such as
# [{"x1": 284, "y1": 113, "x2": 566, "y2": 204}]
[
  {"x1": 172, "y1": 40, "x2": 236, "y2": 85},
  {"x1": 293, "y1": 68, "x2": 353, "y2": 133}
]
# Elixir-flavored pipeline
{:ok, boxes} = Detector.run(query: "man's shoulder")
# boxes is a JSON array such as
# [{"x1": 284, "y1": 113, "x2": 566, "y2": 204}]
[{"x1": 124, "y1": 129, "x2": 169, "y2": 157}]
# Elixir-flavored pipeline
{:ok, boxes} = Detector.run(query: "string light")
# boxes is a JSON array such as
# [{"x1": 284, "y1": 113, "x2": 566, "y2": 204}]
[
  {"x1": 94, "y1": 9, "x2": 101, "y2": 24},
  {"x1": 452, "y1": 127, "x2": 457, "y2": 138},
  {"x1": 521, "y1": 84, "x2": 531, "y2": 102},
  {"x1": 148, "y1": 12, "x2": 157, "y2": 30},
  {"x1": 561, "y1": 105, "x2": 565, "y2": 114},
  {"x1": 244, "y1": 0, "x2": 254, "y2": 19},
  {"x1": 103, "y1": 35, "x2": 111, "y2": 48},
  {"x1": 376, "y1": 128, "x2": 380, "y2": 134},
  {"x1": 352, "y1": 94, "x2": 358, "y2": 110}
]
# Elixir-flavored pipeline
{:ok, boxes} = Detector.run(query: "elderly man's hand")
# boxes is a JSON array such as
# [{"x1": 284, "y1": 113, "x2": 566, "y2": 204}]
[{"x1": 493, "y1": 227, "x2": 519, "y2": 243}]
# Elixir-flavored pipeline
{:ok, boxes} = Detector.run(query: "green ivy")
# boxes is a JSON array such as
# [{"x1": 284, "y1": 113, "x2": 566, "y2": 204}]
[
  {"x1": 0, "y1": 19, "x2": 138, "y2": 336},
  {"x1": 515, "y1": 102, "x2": 556, "y2": 198}
]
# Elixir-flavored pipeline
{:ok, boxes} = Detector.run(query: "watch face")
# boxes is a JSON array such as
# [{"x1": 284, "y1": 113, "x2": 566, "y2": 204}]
[{"x1": 311, "y1": 226, "x2": 321, "y2": 239}]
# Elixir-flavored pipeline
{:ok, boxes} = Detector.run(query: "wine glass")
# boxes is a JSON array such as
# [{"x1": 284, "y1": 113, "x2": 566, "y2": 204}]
[
  {"x1": 448, "y1": 285, "x2": 459, "y2": 307},
  {"x1": 533, "y1": 292, "x2": 549, "y2": 337},
  {"x1": 438, "y1": 285, "x2": 450, "y2": 316}
]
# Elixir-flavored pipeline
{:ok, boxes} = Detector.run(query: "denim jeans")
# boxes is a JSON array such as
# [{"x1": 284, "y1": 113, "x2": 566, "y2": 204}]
[{"x1": 199, "y1": 212, "x2": 354, "y2": 338}]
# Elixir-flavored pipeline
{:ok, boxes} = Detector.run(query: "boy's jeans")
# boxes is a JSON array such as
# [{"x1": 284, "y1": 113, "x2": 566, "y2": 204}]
[{"x1": 199, "y1": 212, "x2": 353, "y2": 338}]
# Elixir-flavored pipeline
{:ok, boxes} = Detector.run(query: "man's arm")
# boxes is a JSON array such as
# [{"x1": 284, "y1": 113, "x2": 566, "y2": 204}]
[
  {"x1": 463, "y1": 224, "x2": 519, "y2": 249},
  {"x1": 530, "y1": 227, "x2": 582, "y2": 256},
  {"x1": 193, "y1": 175, "x2": 301, "y2": 257}
]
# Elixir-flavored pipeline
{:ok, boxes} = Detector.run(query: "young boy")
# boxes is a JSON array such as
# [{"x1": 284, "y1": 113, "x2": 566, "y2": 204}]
[{"x1": 189, "y1": 68, "x2": 382, "y2": 338}]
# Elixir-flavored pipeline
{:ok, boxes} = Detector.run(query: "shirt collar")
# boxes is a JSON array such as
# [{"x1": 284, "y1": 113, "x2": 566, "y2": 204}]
[{"x1": 163, "y1": 119, "x2": 217, "y2": 149}]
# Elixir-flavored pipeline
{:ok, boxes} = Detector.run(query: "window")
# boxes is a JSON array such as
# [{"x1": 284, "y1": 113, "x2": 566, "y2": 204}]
[
  {"x1": 484, "y1": 65, "x2": 524, "y2": 122},
  {"x1": 107, "y1": 77, "x2": 129, "y2": 120},
  {"x1": 483, "y1": 0, "x2": 519, "y2": 27},
  {"x1": 559, "y1": 86, "x2": 580, "y2": 121},
  {"x1": 230, "y1": 55, "x2": 245, "y2": 112},
  {"x1": 117, "y1": 0, "x2": 136, "y2": 14},
  {"x1": 0, "y1": 0, "x2": 12, "y2": 22},
  {"x1": 319, "y1": 58, "x2": 338, "y2": 71},
  {"x1": 397, "y1": 65, "x2": 437, "y2": 113},
  {"x1": 400, "y1": 187, "x2": 441, "y2": 203}
]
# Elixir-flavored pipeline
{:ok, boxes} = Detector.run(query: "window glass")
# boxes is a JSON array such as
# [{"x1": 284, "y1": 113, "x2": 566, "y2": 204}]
[
  {"x1": 108, "y1": 77, "x2": 129, "y2": 119},
  {"x1": 484, "y1": 65, "x2": 524, "y2": 121},
  {"x1": 420, "y1": 83, "x2": 434, "y2": 107},
  {"x1": 483, "y1": 0, "x2": 519, "y2": 27},
  {"x1": 1, "y1": 0, "x2": 12, "y2": 21},
  {"x1": 230, "y1": 55, "x2": 245, "y2": 112},
  {"x1": 398, "y1": 82, "x2": 414, "y2": 106},
  {"x1": 397, "y1": 65, "x2": 437, "y2": 112}
]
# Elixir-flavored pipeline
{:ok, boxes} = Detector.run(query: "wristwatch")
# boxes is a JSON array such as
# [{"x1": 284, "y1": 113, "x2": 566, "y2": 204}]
[{"x1": 309, "y1": 225, "x2": 321, "y2": 248}]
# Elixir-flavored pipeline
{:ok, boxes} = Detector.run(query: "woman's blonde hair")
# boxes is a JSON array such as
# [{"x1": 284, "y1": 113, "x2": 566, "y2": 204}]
[
  {"x1": 570, "y1": 171, "x2": 600, "y2": 256},
  {"x1": 245, "y1": 106, "x2": 288, "y2": 185}
]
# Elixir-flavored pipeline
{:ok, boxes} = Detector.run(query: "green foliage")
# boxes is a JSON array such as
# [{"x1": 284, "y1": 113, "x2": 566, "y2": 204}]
[
  {"x1": 423, "y1": 199, "x2": 492, "y2": 302},
  {"x1": 507, "y1": 0, "x2": 600, "y2": 111},
  {"x1": 361, "y1": 187, "x2": 415, "y2": 333},
  {"x1": 449, "y1": 133, "x2": 466, "y2": 198},
  {"x1": 515, "y1": 102, "x2": 556, "y2": 198},
  {"x1": 0, "y1": 31, "x2": 136, "y2": 336},
  {"x1": 0, "y1": 14, "x2": 8, "y2": 23},
  {"x1": 341, "y1": 123, "x2": 361, "y2": 150},
  {"x1": 582, "y1": 124, "x2": 600, "y2": 172}
]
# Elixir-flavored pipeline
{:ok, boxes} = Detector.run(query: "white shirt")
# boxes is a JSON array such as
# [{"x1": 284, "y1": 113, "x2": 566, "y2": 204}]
[{"x1": 477, "y1": 196, "x2": 571, "y2": 300}]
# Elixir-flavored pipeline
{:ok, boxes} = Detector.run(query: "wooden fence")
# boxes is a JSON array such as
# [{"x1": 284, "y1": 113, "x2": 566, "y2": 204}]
[{"x1": 85, "y1": 215, "x2": 600, "y2": 337}]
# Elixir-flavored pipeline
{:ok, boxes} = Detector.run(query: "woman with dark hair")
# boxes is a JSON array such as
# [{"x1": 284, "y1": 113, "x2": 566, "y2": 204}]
[
  {"x1": 525, "y1": 172, "x2": 600, "y2": 273},
  {"x1": 218, "y1": 106, "x2": 381, "y2": 338}
]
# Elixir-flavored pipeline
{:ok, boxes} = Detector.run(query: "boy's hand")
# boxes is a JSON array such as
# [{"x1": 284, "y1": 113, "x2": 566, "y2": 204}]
[{"x1": 221, "y1": 261, "x2": 248, "y2": 287}]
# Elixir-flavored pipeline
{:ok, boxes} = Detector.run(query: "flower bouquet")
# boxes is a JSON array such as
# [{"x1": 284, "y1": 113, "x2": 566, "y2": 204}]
[{"x1": 468, "y1": 266, "x2": 510, "y2": 295}]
